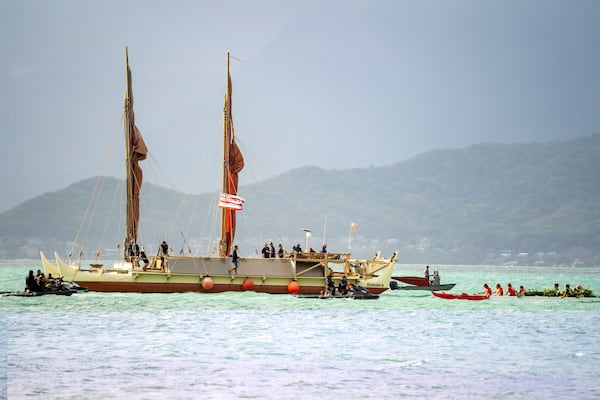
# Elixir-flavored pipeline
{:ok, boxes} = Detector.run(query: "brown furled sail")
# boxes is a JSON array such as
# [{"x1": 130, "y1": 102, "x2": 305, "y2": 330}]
[
  {"x1": 220, "y1": 52, "x2": 245, "y2": 257},
  {"x1": 124, "y1": 47, "x2": 148, "y2": 252}
]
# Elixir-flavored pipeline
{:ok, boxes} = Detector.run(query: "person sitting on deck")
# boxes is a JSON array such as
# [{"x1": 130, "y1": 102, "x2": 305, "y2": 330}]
[
  {"x1": 140, "y1": 249, "x2": 149, "y2": 268},
  {"x1": 127, "y1": 242, "x2": 134, "y2": 259},
  {"x1": 320, "y1": 244, "x2": 327, "y2": 254},
  {"x1": 338, "y1": 275, "x2": 349, "y2": 295},
  {"x1": 326, "y1": 274, "x2": 335, "y2": 295},
  {"x1": 295, "y1": 244, "x2": 302, "y2": 253},
  {"x1": 431, "y1": 271, "x2": 441, "y2": 286}
]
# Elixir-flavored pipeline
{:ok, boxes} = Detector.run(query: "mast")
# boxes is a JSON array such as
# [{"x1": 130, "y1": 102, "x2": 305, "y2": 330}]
[
  {"x1": 124, "y1": 47, "x2": 134, "y2": 256},
  {"x1": 219, "y1": 52, "x2": 244, "y2": 257},
  {"x1": 123, "y1": 47, "x2": 147, "y2": 257}
]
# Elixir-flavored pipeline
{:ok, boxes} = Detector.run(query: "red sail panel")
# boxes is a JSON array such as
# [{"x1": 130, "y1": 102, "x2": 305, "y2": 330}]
[{"x1": 125, "y1": 51, "x2": 147, "y2": 246}]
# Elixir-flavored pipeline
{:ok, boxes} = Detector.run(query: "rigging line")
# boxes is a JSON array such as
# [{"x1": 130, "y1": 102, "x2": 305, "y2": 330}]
[
  {"x1": 234, "y1": 139, "x2": 292, "y2": 245},
  {"x1": 234, "y1": 138, "x2": 274, "y2": 187},
  {"x1": 142, "y1": 151, "x2": 199, "y2": 244},
  {"x1": 95, "y1": 177, "x2": 123, "y2": 258},
  {"x1": 206, "y1": 190, "x2": 222, "y2": 255},
  {"x1": 183, "y1": 137, "x2": 221, "y2": 247},
  {"x1": 70, "y1": 175, "x2": 105, "y2": 260},
  {"x1": 70, "y1": 113, "x2": 124, "y2": 259}
]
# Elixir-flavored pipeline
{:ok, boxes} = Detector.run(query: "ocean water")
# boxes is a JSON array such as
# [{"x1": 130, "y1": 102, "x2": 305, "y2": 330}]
[{"x1": 1, "y1": 260, "x2": 599, "y2": 399}]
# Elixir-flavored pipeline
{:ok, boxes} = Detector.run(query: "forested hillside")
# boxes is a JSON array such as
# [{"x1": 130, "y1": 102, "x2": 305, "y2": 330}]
[{"x1": 1, "y1": 134, "x2": 598, "y2": 265}]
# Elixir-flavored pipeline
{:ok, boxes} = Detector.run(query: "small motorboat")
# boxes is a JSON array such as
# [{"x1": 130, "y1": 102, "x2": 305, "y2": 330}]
[
  {"x1": 390, "y1": 270, "x2": 455, "y2": 291},
  {"x1": 432, "y1": 291, "x2": 489, "y2": 301},
  {"x1": 390, "y1": 280, "x2": 456, "y2": 291}
]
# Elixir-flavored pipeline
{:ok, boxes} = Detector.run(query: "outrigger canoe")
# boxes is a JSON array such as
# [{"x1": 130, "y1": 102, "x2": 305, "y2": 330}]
[{"x1": 432, "y1": 291, "x2": 489, "y2": 301}]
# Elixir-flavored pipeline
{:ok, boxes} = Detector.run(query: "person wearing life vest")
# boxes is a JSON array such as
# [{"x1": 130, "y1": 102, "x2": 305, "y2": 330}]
[
  {"x1": 495, "y1": 283, "x2": 504, "y2": 296},
  {"x1": 480, "y1": 283, "x2": 492, "y2": 297},
  {"x1": 506, "y1": 283, "x2": 517, "y2": 296}
]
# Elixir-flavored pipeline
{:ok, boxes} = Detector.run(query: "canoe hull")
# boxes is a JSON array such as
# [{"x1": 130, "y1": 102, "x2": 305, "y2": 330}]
[
  {"x1": 432, "y1": 291, "x2": 489, "y2": 301},
  {"x1": 44, "y1": 251, "x2": 397, "y2": 295}
]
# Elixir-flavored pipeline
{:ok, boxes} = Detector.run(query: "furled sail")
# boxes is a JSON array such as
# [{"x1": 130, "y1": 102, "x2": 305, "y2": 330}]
[
  {"x1": 220, "y1": 52, "x2": 245, "y2": 257},
  {"x1": 124, "y1": 47, "x2": 148, "y2": 249}
]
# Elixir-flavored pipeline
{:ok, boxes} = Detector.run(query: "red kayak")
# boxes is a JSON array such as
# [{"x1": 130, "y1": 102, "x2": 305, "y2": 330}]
[{"x1": 432, "y1": 291, "x2": 490, "y2": 301}]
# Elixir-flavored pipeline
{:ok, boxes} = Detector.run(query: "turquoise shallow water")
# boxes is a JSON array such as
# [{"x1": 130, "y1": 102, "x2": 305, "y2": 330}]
[{"x1": 1, "y1": 260, "x2": 599, "y2": 399}]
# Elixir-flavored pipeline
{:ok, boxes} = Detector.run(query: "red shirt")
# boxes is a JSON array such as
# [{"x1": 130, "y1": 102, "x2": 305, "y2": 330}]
[{"x1": 507, "y1": 286, "x2": 517, "y2": 296}]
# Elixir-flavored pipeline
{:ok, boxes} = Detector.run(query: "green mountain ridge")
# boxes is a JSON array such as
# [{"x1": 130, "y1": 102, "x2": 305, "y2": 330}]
[{"x1": 1, "y1": 134, "x2": 599, "y2": 265}]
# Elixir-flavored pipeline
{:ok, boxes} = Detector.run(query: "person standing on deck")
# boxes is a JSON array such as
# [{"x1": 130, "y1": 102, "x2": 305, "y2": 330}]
[
  {"x1": 160, "y1": 240, "x2": 169, "y2": 270},
  {"x1": 229, "y1": 245, "x2": 239, "y2": 274},
  {"x1": 269, "y1": 242, "x2": 276, "y2": 259}
]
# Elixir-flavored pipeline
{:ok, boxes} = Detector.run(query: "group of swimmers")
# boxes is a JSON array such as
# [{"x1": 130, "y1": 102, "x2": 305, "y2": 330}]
[{"x1": 480, "y1": 283, "x2": 526, "y2": 296}]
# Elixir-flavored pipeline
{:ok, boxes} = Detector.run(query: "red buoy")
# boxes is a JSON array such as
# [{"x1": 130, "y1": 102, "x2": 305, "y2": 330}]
[
  {"x1": 202, "y1": 276, "x2": 214, "y2": 290},
  {"x1": 241, "y1": 277, "x2": 255, "y2": 291},
  {"x1": 287, "y1": 280, "x2": 300, "y2": 294}
]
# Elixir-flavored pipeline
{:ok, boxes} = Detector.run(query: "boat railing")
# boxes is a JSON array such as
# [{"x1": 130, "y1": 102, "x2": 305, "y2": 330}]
[{"x1": 294, "y1": 252, "x2": 349, "y2": 261}]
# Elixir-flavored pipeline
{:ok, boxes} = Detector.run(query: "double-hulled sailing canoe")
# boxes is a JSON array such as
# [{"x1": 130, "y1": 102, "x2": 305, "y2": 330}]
[{"x1": 40, "y1": 49, "x2": 397, "y2": 294}]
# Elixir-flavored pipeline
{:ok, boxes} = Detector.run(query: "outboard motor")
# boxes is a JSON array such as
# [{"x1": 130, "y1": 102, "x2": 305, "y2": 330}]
[{"x1": 389, "y1": 280, "x2": 399, "y2": 290}]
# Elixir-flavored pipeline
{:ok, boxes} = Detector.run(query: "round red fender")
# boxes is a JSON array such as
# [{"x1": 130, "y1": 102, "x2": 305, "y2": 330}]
[
  {"x1": 201, "y1": 276, "x2": 214, "y2": 290},
  {"x1": 241, "y1": 277, "x2": 255, "y2": 291},
  {"x1": 287, "y1": 280, "x2": 300, "y2": 294}
]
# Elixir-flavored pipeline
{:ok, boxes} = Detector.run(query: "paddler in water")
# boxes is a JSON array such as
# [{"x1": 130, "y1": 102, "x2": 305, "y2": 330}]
[
  {"x1": 506, "y1": 283, "x2": 517, "y2": 296},
  {"x1": 495, "y1": 283, "x2": 504, "y2": 296},
  {"x1": 480, "y1": 283, "x2": 492, "y2": 297}
]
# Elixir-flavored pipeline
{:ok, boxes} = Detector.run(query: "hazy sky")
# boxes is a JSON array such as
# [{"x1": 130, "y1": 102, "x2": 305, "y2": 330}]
[{"x1": 1, "y1": 0, "x2": 599, "y2": 212}]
